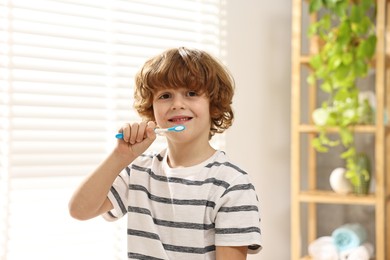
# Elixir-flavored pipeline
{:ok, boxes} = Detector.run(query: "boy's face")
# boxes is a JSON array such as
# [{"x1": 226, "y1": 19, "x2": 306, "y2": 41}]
[{"x1": 152, "y1": 87, "x2": 211, "y2": 143}]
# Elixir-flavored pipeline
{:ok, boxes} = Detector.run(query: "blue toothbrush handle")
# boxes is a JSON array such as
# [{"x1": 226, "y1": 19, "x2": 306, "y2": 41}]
[
  {"x1": 115, "y1": 129, "x2": 160, "y2": 139},
  {"x1": 115, "y1": 125, "x2": 185, "y2": 139}
]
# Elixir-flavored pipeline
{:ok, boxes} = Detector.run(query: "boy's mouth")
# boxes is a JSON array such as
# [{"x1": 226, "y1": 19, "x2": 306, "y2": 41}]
[{"x1": 168, "y1": 116, "x2": 192, "y2": 123}]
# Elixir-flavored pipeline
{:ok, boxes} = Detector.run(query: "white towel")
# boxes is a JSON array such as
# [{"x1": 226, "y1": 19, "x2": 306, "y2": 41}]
[
  {"x1": 339, "y1": 243, "x2": 374, "y2": 260},
  {"x1": 308, "y1": 236, "x2": 339, "y2": 260}
]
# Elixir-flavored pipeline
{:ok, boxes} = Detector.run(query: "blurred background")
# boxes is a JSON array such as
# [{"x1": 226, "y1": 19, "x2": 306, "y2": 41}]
[{"x1": 0, "y1": 1, "x2": 292, "y2": 259}]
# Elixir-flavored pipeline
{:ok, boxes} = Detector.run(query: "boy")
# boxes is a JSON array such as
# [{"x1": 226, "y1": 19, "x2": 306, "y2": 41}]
[{"x1": 69, "y1": 47, "x2": 262, "y2": 260}]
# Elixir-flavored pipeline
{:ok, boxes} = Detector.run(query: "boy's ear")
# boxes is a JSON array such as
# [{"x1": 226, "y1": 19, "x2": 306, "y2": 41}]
[{"x1": 210, "y1": 107, "x2": 220, "y2": 119}]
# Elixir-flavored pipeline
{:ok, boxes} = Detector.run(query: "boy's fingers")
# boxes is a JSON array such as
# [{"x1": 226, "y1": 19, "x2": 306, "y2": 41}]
[
  {"x1": 136, "y1": 121, "x2": 147, "y2": 142},
  {"x1": 119, "y1": 124, "x2": 131, "y2": 142},
  {"x1": 118, "y1": 121, "x2": 156, "y2": 145},
  {"x1": 145, "y1": 121, "x2": 157, "y2": 140},
  {"x1": 129, "y1": 122, "x2": 140, "y2": 144}
]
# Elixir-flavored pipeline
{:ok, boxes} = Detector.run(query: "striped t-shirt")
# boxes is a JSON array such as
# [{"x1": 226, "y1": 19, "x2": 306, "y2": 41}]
[{"x1": 103, "y1": 149, "x2": 262, "y2": 259}]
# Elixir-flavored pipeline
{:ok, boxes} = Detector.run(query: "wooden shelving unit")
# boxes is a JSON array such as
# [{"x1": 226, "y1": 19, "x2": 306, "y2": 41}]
[{"x1": 290, "y1": 0, "x2": 390, "y2": 259}]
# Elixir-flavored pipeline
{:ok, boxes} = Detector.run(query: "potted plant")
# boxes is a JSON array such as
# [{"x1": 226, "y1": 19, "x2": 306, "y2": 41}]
[{"x1": 307, "y1": 0, "x2": 376, "y2": 194}]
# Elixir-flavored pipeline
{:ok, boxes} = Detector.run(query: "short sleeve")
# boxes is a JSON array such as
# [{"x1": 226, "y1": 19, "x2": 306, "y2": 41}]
[
  {"x1": 213, "y1": 174, "x2": 262, "y2": 253},
  {"x1": 102, "y1": 167, "x2": 129, "y2": 221}
]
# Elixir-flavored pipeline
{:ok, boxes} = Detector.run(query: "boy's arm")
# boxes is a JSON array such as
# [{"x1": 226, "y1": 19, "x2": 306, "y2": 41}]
[
  {"x1": 68, "y1": 121, "x2": 156, "y2": 220},
  {"x1": 68, "y1": 150, "x2": 134, "y2": 220},
  {"x1": 216, "y1": 246, "x2": 248, "y2": 260}
]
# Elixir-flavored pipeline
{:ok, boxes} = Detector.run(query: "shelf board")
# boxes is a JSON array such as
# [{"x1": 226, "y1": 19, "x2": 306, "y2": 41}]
[
  {"x1": 299, "y1": 54, "x2": 390, "y2": 68},
  {"x1": 298, "y1": 190, "x2": 376, "y2": 205},
  {"x1": 300, "y1": 55, "x2": 310, "y2": 65},
  {"x1": 301, "y1": 255, "x2": 376, "y2": 260},
  {"x1": 298, "y1": 124, "x2": 376, "y2": 133}
]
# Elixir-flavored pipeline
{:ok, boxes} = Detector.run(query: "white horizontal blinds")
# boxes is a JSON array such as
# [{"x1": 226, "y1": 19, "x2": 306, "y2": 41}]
[
  {"x1": 0, "y1": 2, "x2": 11, "y2": 257},
  {"x1": 0, "y1": 0, "x2": 225, "y2": 260},
  {"x1": 1, "y1": 1, "x2": 126, "y2": 259},
  {"x1": 106, "y1": 0, "x2": 225, "y2": 151},
  {"x1": 6, "y1": 0, "x2": 112, "y2": 180}
]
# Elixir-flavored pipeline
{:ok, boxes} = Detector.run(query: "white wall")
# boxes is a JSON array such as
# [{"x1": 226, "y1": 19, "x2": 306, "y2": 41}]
[{"x1": 224, "y1": 1, "x2": 292, "y2": 259}]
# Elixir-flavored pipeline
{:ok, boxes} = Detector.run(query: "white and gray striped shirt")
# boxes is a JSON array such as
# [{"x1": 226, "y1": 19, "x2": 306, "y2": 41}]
[{"x1": 104, "y1": 149, "x2": 262, "y2": 260}]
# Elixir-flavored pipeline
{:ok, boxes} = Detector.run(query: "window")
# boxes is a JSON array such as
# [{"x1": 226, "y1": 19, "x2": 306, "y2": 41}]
[{"x1": 0, "y1": 0, "x2": 226, "y2": 259}]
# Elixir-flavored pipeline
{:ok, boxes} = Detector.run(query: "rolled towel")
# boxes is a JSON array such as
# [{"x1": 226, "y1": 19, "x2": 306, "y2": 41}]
[
  {"x1": 308, "y1": 236, "x2": 338, "y2": 260},
  {"x1": 332, "y1": 223, "x2": 367, "y2": 252},
  {"x1": 339, "y1": 243, "x2": 374, "y2": 260}
]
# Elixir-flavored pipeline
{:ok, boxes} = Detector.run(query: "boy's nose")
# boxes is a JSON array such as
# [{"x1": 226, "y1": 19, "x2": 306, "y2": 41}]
[{"x1": 171, "y1": 95, "x2": 186, "y2": 110}]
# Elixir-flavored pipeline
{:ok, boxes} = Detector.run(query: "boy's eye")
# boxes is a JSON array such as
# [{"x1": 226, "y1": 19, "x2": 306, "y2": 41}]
[
  {"x1": 158, "y1": 93, "x2": 171, "y2": 99},
  {"x1": 187, "y1": 91, "x2": 197, "y2": 97}
]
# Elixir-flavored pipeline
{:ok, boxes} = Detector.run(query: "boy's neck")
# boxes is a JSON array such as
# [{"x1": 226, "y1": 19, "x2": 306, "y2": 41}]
[{"x1": 166, "y1": 142, "x2": 216, "y2": 168}]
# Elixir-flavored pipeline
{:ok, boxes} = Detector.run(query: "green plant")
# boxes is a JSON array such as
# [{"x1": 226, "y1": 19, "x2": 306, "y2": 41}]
[
  {"x1": 307, "y1": 0, "x2": 376, "y2": 192},
  {"x1": 347, "y1": 152, "x2": 371, "y2": 194}
]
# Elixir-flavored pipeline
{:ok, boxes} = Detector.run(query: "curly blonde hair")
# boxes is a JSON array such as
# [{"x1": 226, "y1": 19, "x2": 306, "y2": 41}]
[{"x1": 134, "y1": 47, "x2": 235, "y2": 138}]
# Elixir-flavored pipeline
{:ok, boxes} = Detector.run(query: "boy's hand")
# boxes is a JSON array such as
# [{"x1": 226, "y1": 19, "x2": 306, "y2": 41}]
[{"x1": 115, "y1": 121, "x2": 157, "y2": 160}]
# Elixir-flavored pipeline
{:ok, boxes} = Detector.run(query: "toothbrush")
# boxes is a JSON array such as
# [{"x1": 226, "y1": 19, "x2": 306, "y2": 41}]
[
  {"x1": 154, "y1": 125, "x2": 185, "y2": 135},
  {"x1": 115, "y1": 125, "x2": 186, "y2": 139}
]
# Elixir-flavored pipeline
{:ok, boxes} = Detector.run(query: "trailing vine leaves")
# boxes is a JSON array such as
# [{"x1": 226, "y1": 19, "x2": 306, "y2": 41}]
[{"x1": 307, "y1": 0, "x2": 376, "y2": 188}]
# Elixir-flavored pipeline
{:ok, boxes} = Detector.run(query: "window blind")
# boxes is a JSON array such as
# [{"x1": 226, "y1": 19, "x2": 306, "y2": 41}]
[{"x1": 0, "y1": 0, "x2": 226, "y2": 259}]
